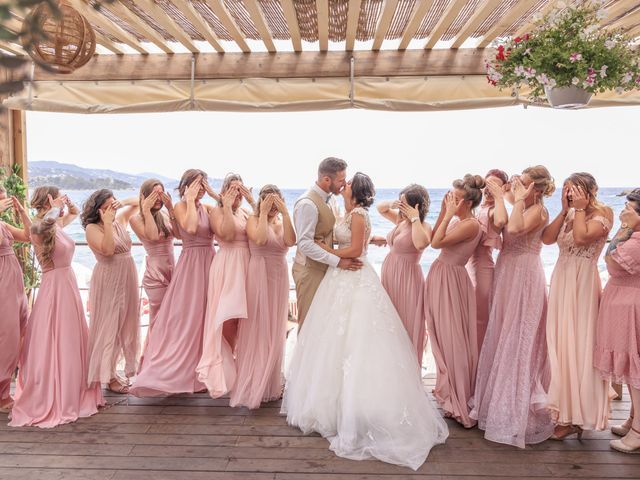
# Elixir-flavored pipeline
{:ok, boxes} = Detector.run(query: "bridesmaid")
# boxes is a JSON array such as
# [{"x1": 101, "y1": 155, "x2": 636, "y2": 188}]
[
  {"x1": 82, "y1": 190, "x2": 140, "y2": 394},
  {"x1": 130, "y1": 170, "x2": 218, "y2": 396},
  {"x1": 10, "y1": 189, "x2": 103, "y2": 427},
  {"x1": 466, "y1": 169, "x2": 508, "y2": 351},
  {"x1": 130, "y1": 180, "x2": 179, "y2": 368},
  {"x1": 594, "y1": 189, "x2": 640, "y2": 453},
  {"x1": 230, "y1": 185, "x2": 296, "y2": 409},
  {"x1": 197, "y1": 173, "x2": 256, "y2": 398},
  {"x1": 542, "y1": 173, "x2": 614, "y2": 439},
  {"x1": 470, "y1": 166, "x2": 555, "y2": 448},
  {"x1": 378, "y1": 184, "x2": 432, "y2": 365},
  {"x1": 425, "y1": 174, "x2": 484, "y2": 428},
  {"x1": 0, "y1": 189, "x2": 30, "y2": 413}
]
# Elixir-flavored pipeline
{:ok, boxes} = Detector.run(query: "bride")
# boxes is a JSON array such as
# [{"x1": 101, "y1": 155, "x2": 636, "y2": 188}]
[{"x1": 281, "y1": 172, "x2": 448, "y2": 470}]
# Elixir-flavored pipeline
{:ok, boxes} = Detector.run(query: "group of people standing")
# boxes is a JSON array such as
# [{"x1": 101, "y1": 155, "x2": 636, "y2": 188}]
[{"x1": 0, "y1": 157, "x2": 639, "y2": 469}]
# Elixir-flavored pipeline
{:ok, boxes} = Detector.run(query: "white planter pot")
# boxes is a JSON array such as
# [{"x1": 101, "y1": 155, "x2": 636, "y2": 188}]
[{"x1": 544, "y1": 86, "x2": 592, "y2": 109}]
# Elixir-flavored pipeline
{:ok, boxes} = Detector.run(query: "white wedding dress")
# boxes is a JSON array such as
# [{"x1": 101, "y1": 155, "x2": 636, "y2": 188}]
[{"x1": 281, "y1": 207, "x2": 448, "y2": 470}]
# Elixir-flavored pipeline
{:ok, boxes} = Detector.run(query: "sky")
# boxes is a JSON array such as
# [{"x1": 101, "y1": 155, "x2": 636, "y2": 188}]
[{"x1": 26, "y1": 104, "x2": 638, "y2": 189}]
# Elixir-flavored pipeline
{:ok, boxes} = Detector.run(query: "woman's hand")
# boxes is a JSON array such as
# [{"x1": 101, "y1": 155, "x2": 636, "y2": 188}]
[
  {"x1": 0, "y1": 197, "x2": 13, "y2": 213},
  {"x1": 486, "y1": 178, "x2": 504, "y2": 200},
  {"x1": 444, "y1": 192, "x2": 461, "y2": 218},
  {"x1": 99, "y1": 204, "x2": 116, "y2": 225},
  {"x1": 185, "y1": 176, "x2": 202, "y2": 202},
  {"x1": 141, "y1": 191, "x2": 159, "y2": 213},
  {"x1": 202, "y1": 178, "x2": 220, "y2": 202},
  {"x1": 570, "y1": 185, "x2": 589, "y2": 210},
  {"x1": 239, "y1": 184, "x2": 256, "y2": 208},
  {"x1": 315, "y1": 239, "x2": 332, "y2": 252},
  {"x1": 399, "y1": 201, "x2": 420, "y2": 223},
  {"x1": 221, "y1": 185, "x2": 239, "y2": 209},
  {"x1": 11, "y1": 196, "x2": 28, "y2": 216},
  {"x1": 272, "y1": 195, "x2": 289, "y2": 215},
  {"x1": 259, "y1": 193, "x2": 275, "y2": 216},
  {"x1": 161, "y1": 191, "x2": 174, "y2": 212},
  {"x1": 369, "y1": 235, "x2": 387, "y2": 247},
  {"x1": 48, "y1": 194, "x2": 65, "y2": 210},
  {"x1": 561, "y1": 184, "x2": 570, "y2": 213},
  {"x1": 512, "y1": 177, "x2": 533, "y2": 203}
]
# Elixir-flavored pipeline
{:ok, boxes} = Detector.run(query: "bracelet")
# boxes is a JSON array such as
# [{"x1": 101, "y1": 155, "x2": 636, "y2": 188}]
[
  {"x1": 575, "y1": 208, "x2": 585, "y2": 212},
  {"x1": 410, "y1": 216, "x2": 419, "y2": 224}
]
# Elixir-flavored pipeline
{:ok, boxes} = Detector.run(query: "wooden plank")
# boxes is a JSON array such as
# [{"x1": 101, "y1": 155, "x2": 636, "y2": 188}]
[
  {"x1": 108, "y1": 1, "x2": 175, "y2": 54},
  {"x1": 244, "y1": 0, "x2": 276, "y2": 52},
  {"x1": 0, "y1": 468, "x2": 117, "y2": 480},
  {"x1": 511, "y1": 0, "x2": 558, "y2": 39},
  {"x1": 133, "y1": 0, "x2": 199, "y2": 53},
  {"x1": 112, "y1": 473, "x2": 274, "y2": 480},
  {"x1": 477, "y1": 0, "x2": 538, "y2": 48},
  {"x1": 203, "y1": 0, "x2": 250, "y2": 52},
  {"x1": 451, "y1": 0, "x2": 502, "y2": 48},
  {"x1": 0, "y1": 41, "x2": 25, "y2": 56},
  {"x1": 280, "y1": 0, "x2": 302, "y2": 52},
  {"x1": 9, "y1": 109, "x2": 27, "y2": 188},
  {"x1": 0, "y1": 442, "x2": 134, "y2": 456},
  {"x1": 602, "y1": 0, "x2": 640, "y2": 25},
  {"x1": 170, "y1": 0, "x2": 224, "y2": 52},
  {"x1": 607, "y1": 8, "x2": 640, "y2": 31},
  {"x1": 372, "y1": 0, "x2": 400, "y2": 50},
  {"x1": 627, "y1": 22, "x2": 640, "y2": 37},
  {"x1": 345, "y1": 0, "x2": 363, "y2": 51},
  {"x1": 94, "y1": 31, "x2": 125, "y2": 54},
  {"x1": 316, "y1": 0, "x2": 329, "y2": 51},
  {"x1": 424, "y1": 0, "x2": 468, "y2": 49},
  {"x1": 398, "y1": 0, "x2": 434, "y2": 50}
]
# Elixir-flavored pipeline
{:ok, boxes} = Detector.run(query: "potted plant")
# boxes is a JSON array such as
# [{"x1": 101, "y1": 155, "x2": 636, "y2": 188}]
[{"x1": 485, "y1": 1, "x2": 640, "y2": 108}]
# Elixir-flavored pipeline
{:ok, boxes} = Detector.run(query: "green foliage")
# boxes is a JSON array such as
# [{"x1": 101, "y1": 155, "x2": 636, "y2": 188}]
[{"x1": 486, "y1": 1, "x2": 640, "y2": 101}]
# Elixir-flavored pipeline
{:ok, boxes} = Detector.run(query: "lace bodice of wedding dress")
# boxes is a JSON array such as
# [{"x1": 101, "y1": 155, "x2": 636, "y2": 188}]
[{"x1": 334, "y1": 207, "x2": 371, "y2": 254}]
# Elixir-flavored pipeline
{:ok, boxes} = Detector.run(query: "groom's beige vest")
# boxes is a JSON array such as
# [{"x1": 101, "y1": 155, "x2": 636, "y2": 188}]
[{"x1": 292, "y1": 189, "x2": 336, "y2": 329}]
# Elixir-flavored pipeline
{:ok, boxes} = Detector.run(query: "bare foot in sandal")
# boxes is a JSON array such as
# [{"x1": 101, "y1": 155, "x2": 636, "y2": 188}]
[{"x1": 108, "y1": 378, "x2": 130, "y2": 394}]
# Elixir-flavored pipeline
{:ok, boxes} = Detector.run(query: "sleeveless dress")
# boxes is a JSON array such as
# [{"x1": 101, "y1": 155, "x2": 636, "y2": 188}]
[
  {"x1": 10, "y1": 227, "x2": 104, "y2": 427},
  {"x1": 231, "y1": 223, "x2": 289, "y2": 409},
  {"x1": 198, "y1": 211, "x2": 250, "y2": 398},
  {"x1": 381, "y1": 222, "x2": 427, "y2": 365},
  {"x1": 470, "y1": 211, "x2": 554, "y2": 448},
  {"x1": 424, "y1": 217, "x2": 482, "y2": 428},
  {"x1": 0, "y1": 222, "x2": 28, "y2": 406},
  {"x1": 130, "y1": 204, "x2": 215, "y2": 396},
  {"x1": 282, "y1": 207, "x2": 448, "y2": 470},
  {"x1": 466, "y1": 205, "x2": 502, "y2": 351},
  {"x1": 547, "y1": 209, "x2": 613, "y2": 431},
  {"x1": 87, "y1": 221, "x2": 140, "y2": 384}
]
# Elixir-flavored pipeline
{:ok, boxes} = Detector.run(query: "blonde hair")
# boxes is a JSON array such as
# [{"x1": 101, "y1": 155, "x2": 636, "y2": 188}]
[
  {"x1": 452, "y1": 174, "x2": 486, "y2": 209},
  {"x1": 255, "y1": 184, "x2": 282, "y2": 215},
  {"x1": 522, "y1": 165, "x2": 556, "y2": 197},
  {"x1": 566, "y1": 172, "x2": 602, "y2": 209},
  {"x1": 139, "y1": 179, "x2": 170, "y2": 237},
  {"x1": 30, "y1": 185, "x2": 60, "y2": 266}
]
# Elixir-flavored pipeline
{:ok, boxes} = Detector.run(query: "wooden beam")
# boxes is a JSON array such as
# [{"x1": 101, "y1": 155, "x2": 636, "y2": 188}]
[
  {"x1": 30, "y1": 49, "x2": 490, "y2": 81},
  {"x1": 398, "y1": 0, "x2": 434, "y2": 50},
  {"x1": 607, "y1": 8, "x2": 640, "y2": 31},
  {"x1": 602, "y1": 0, "x2": 640, "y2": 25},
  {"x1": 0, "y1": 41, "x2": 26, "y2": 56},
  {"x1": 424, "y1": 0, "x2": 467, "y2": 49},
  {"x1": 244, "y1": 0, "x2": 276, "y2": 52},
  {"x1": 94, "y1": 31, "x2": 124, "y2": 54},
  {"x1": 451, "y1": 0, "x2": 502, "y2": 49},
  {"x1": 628, "y1": 23, "x2": 640, "y2": 38},
  {"x1": 372, "y1": 0, "x2": 399, "y2": 51},
  {"x1": 316, "y1": 0, "x2": 329, "y2": 52},
  {"x1": 477, "y1": 0, "x2": 538, "y2": 48},
  {"x1": 170, "y1": 0, "x2": 224, "y2": 52},
  {"x1": 203, "y1": 0, "x2": 250, "y2": 52},
  {"x1": 512, "y1": 0, "x2": 557, "y2": 39},
  {"x1": 280, "y1": 0, "x2": 302, "y2": 52},
  {"x1": 108, "y1": 1, "x2": 174, "y2": 54},
  {"x1": 10, "y1": 109, "x2": 27, "y2": 188},
  {"x1": 133, "y1": 0, "x2": 199, "y2": 53},
  {"x1": 345, "y1": 0, "x2": 363, "y2": 51}
]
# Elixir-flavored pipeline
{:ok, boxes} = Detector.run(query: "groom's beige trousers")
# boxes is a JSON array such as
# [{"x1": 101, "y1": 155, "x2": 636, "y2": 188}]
[{"x1": 292, "y1": 261, "x2": 328, "y2": 330}]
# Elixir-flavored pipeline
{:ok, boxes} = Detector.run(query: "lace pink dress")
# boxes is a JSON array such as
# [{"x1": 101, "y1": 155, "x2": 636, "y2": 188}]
[
  {"x1": 470, "y1": 210, "x2": 554, "y2": 448},
  {"x1": 547, "y1": 210, "x2": 613, "y2": 431}
]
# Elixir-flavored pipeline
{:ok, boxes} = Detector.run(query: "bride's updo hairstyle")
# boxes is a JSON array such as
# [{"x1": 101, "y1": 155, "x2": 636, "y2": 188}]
[
  {"x1": 351, "y1": 172, "x2": 376, "y2": 209},
  {"x1": 522, "y1": 165, "x2": 556, "y2": 198},
  {"x1": 399, "y1": 184, "x2": 430, "y2": 223},
  {"x1": 452, "y1": 174, "x2": 486, "y2": 209}
]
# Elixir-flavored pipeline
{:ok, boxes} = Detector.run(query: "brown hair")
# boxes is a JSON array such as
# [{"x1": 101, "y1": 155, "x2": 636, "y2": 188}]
[
  {"x1": 400, "y1": 184, "x2": 430, "y2": 223},
  {"x1": 318, "y1": 157, "x2": 348, "y2": 178},
  {"x1": 139, "y1": 179, "x2": 170, "y2": 238},
  {"x1": 565, "y1": 172, "x2": 601, "y2": 209},
  {"x1": 627, "y1": 188, "x2": 640, "y2": 214},
  {"x1": 81, "y1": 189, "x2": 114, "y2": 229},
  {"x1": 452, "y1": 174, "x2": 486, "y2": 209},
  {"x1": 255, "y1": 184, "x2": 283, "y2": 215},
  {"x1": 219, "y1": 173, "x2": 243, "y2": 208},
  {"x1": 485, "y1": 169, "x2": 508, "y2": 184},
  {"x1": 177, "y1": 169, "x2": 207, "y2": 198},
  {"x1": 30, "y1": 186, "x2": 61, "y2": 266},
  {"x1": 522, "y1": 165, "x2": 556, "y2": 197},
  {"x1": 351, "y1": 172, "x2": 375, "y2": 209}
]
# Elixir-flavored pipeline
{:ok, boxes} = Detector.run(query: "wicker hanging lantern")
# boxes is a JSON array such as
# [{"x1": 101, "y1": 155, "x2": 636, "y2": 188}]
[{"x1": 23, "y1": 1, "x2": 96, "y2": 74}]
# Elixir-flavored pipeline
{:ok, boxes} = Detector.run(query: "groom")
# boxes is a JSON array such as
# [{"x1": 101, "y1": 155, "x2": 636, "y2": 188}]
[{"x1": 292, "y1": 157, "x2": 363, "y2": 329}]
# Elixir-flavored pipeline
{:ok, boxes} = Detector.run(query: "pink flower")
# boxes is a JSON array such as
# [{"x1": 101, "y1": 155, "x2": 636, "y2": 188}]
[
  {"x1": 569, "y1": 53, "x2": 582, "y2": 63},
  {"x1": 600, "y1": 65, "x2": 608, "y2": 78}
]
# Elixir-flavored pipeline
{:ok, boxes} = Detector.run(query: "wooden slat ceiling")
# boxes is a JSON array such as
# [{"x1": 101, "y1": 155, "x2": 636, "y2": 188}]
[{"x1": 2, "y1": 0, "x2": 640, "y2": 56}]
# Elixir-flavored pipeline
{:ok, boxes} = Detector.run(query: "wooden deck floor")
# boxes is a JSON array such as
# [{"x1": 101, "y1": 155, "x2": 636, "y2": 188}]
[{"x1": 1, "y1": 376, "x2": 638, "y2": 480}]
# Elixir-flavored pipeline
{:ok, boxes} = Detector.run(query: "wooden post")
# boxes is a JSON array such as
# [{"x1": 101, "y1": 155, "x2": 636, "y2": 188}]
[{"x1": 11, "y1": 109, "x2": 27, "y2": 187}]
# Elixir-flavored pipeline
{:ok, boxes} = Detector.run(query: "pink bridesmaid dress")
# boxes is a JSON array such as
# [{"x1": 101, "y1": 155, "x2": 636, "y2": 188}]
[
  {"x1": 197, "y1": 211, "x2": 250, "y2": 398},
  {"x1": 381, "y1": 222, "x2": 427, "y2": 365},
  {"x1": 470, "y1": 214, "x2": 554, "y2": 448},
  {"x1": 10, "y1": 227, "x2": 104, "y2": 427},
  {"x1": 130, "y1": 204, "x2": 214, "y2": 396},
  {"x1": 466, "y1": 205, "x2": 502, "y2": 351},
  {"x1": 0, "y1": 222, "x2": 27, "y2": 407},
  {"x1": 86, "y1": 221, "x2": 140, "y2": 385},
  {"x1": 230, "y1": 225, "x2": 289, "y2": 409},
  {"x1": 424, "y1": 218, "x2": 482, "y2": 428}
]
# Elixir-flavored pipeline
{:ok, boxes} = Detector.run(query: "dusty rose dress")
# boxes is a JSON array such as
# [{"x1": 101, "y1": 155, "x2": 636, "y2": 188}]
[
  {"x1": 466, "y1": 205, "x2": 502, "y2": 351},
  {"x1": 470, "y1": 213, "x2": 554, "y2": 448},
  {"x1": 424, "y1": 217, "x2": 482, "y2": 428},
  {"x1": 594, "y1": 231, "x2": 640, "y2": 389},
  {"x1": 231, "y1": 224, "x2": 289, "y2": 409},
  {"x1": 0, "y1": 222, "x2": 27, "y2": 405},
  {"x1": 130, "y1": 204, "x2": 215, "y2": 396},
  {"x1": 87, "y1": 221, "x2": 140, "y2": 385},
  {"x1": 197, "y1": 211, "x2": 250, "y2": 398},
  {"x1": 547, "y1": 210, "x2": 613, "y2": 431},
  {"x1": 381, "y1": 222, "x2": 427, "y2": 365},
  {"x1": 10, "y1": 227, "x2": 104, "y2": 427}
]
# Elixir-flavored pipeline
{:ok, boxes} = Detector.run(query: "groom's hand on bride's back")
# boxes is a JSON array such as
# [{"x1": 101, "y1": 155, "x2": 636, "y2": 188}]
[{"x1": 337, "y1": 258, "x2": 363, "y2": 271}]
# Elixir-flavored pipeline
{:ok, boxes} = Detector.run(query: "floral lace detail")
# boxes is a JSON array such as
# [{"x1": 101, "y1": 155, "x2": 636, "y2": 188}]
[
  {"x1": 335, "y1": 207, "x2": 372, "y2": 255},
  {"x1": 558, "y1": 210, "x2": 611, "y2": 260}
]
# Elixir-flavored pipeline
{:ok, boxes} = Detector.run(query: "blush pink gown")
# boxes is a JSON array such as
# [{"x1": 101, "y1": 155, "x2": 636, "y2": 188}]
[
  {"x1": 424, "y1": 217, "x2": 482, "y2": 428},
  {"x1": 87, "y1": 221, "x2": 140, "y2": 385},
  {"x1": 466, "y1": 205, "x2": 502, "y2": 352},
  {"x1": 381, "y1": 222, "x2": 427, "y2": 365},
  {"x1": 0, "y1": 222, "x2": 27, "y2": 406},
  {"x1": 130, "y1": 204, "x2": 215, "y2": 396},
  {"x1": 197, "y1": 211, "x2": 250, "y2": 398},
  {"x1": 470, "y1": 213, "x2": 554, "y2": 448},
  {"x1": 10, "y1": 227, "x2": 104, "y2": 427},
  {"x1": 231, "y1": 224, "x2": 289, "y2": 409}
]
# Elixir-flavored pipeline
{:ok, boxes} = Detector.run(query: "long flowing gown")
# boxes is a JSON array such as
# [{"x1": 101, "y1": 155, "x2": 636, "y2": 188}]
[
  {"x1": 0, "y1": 222, "x2": 27, "y2": 406},
  {"x1": 381, "y1": 222, "x2": 427, "y2": 365},
  {"x1": 130, "y1": 204, "x2": 215, "y2": 396},
  {"x1": 470, "y1": 213, "x2": 554, "y2": 448},
  {"x1": 424, "y1": 217, "x2": 482, "y2": 428},
  {"x1": 87, "y1": 221, "x2": 140, "y2": 384},
  {"x1": 231, "y1": 224, "x2": 289, "y2": 409},
  {"x1": 10, "y1": 227, "x2": 104, "y2": 427},
  {"x1": 282, "y1": 207, "x2": 448, "y2": 471},
  {"x1": 197, "y1": 211, "x2": 250, "y2": 398},
  {"x1": 466, "y1": 205, "x2": 502, "y2": 351},
  {"x1": 547, "y1": 210, "x2": 613, "y2": 431}
]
